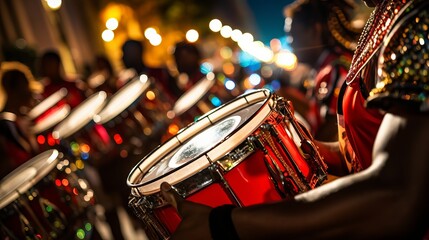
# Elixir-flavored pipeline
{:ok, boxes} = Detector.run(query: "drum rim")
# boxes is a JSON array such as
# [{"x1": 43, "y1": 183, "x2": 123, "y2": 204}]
[
  {"x1": 127, "y1": 88, "x2": 273, "y2": 195},
  {"x1": 28, "y1": 88, "x2": 68, "y2": 120},
  {"x1": 31, "y1": 104, "x2": 71, "y2": 134},
  {"x1": 94, "y1": 75, "x2": 151, "y2": 124},
  {"x1": 0, "y1": 149, "x2": 59, "y2": 209},
  {"x1": 172, "y1": 75, "x2": 215, "y2": 116},
  {"x1": 52, "y1": 91, "x2": 107, "y2": 139}
]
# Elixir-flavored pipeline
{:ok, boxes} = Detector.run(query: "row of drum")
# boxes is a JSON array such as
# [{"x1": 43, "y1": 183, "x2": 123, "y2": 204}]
[
  {"x1": 2, "y1": 77, "x2": 328, "y2": 239},
  {"x1": 0, "y1": 73, "x2": 231, "y2": 239}
]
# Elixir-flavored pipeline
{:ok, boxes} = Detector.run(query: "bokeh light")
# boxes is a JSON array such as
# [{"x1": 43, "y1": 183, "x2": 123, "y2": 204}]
[
  {"x1": 106, "y1": 18, "x2": 119, "y2": 30},
  {"x1": 209, "y1": 19, "x2": 222, "y2": 32},
  {"x1": 102, "y1": 29, "x2": 114, "y2": 42},
  {"x1": 46, "y1": 0, "x2": 62, "y2": 10},
  {"x1": 186, "y1": 29, "x2": 199, "y2": 43}
]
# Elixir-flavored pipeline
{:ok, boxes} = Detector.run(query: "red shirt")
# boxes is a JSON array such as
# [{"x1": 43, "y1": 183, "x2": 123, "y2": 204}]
[{"x1": 339, "y1": 79, "x2": 383, "y2": 172}]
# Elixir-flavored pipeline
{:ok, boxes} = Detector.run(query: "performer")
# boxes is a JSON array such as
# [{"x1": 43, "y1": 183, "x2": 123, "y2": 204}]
[
  {"x1": 172, "y1": 41, "x2": 205, "y2": 91},
  {"x1": 38, "y1": 50, "x2": 86, "y2": 108},
  {"x1": 281, "y1": 0, "x2": 365, "y2": 142},
  {"x1": 0, "y1": 62, "x2": 42, "y2": 178},
  {"x1": 160, "y1": 0, "x2": 429, "y2": 238}
]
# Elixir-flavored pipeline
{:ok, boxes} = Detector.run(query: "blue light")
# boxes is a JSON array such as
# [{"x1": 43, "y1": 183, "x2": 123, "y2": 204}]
[
  {"x1": 210, "y1": 96, "x2": 222, "y2": 107},
  {"x1": 225, "y1": 79, "x2": 236, "y2": 90},
  {"x1": 81, "y1": 152, "x2": 89, "y2": 160},
  {"x1": 200, "y1": 62, "x2": 214, "y2": 74},
  {"x1": 271, "y1": 79, "x2": 281, "y2": 91}
]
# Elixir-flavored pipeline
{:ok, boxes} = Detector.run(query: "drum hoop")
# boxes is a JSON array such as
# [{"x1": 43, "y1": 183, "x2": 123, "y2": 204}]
[
  {"x1": 0, "y1": 150, "x2": 59, "y2": 209},
  {"x1": 53, "y1": 91, "x2": 107, "y2": 139},
  {"x1": 172, "y1": 76, "x2": 215, "y2": 116},
  {"x1": 31, "y1": 104, "x2": 71, "y2": 134},
  {"x1": 127, "y1": 89, "x2": 273, "y2": 195},
  {"x1": 94, "y1": 76, "x2": 151, "y2": 124},
  {"x1": 28, "y1": 88, "x2": 68, "y2": 120}
]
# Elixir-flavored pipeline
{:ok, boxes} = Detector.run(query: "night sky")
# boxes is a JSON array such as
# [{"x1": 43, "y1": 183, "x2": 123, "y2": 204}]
[{"x1": 246, "y1": 0, "x2": 294, "y2": 44}]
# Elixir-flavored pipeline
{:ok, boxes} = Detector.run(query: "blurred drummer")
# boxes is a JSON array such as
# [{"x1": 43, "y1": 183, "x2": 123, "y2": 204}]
[
  {"x1": 281, "y1": 0, "x2": 365, "y2": 141},
  {"x1": 0, "y1": 62, "x2": 42, "y2": 178},
  {"x1": 86, "y1": 55, "x2": 118, "y2": 95},
  {"x1": 38, "y1": 50, "x2": 86, "y2": 108},
  {"x1": 172, "y1": 41, "x2": 205, "y2": 91},
  {"x1": 121, "y1": 39, "x2": 182, "y2": 101}
]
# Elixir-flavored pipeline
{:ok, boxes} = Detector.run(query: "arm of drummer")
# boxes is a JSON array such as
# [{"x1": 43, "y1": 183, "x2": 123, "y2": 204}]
[
  {"x1": 231, "y1": 109, "x2": 429, "y2": 239},
  {"x1": 314, "y1": 140, "x2": 349, "y2": 177},
  {"x1": 162, "y1": 110, "x2": 429, "y2": 239}
]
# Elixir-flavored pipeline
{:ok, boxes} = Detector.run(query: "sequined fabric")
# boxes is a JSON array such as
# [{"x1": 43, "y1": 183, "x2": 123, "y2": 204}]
[
  {"x1": 346, "y1": 0, "x2": 409, "y2": 84},
  {"x1": 367, "y1": 2, "x2": 429, "y2": 112}
]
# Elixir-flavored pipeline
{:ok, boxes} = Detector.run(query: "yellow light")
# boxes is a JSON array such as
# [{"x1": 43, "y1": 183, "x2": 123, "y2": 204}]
[
  {"x1": 168, "y1": 124, "x2": 180, "y2": 135},
  {"x1": 101, "y1": 29, "x2": 114, "y2": 42},
  {"x1": 149, "y1": 34, "x2": 162, "y2": 46},
  {"x1": 144, "y1": 27, "x2": 157, "y2": 39},
  {"x1": 231, "y1": 29, "x2": 242, "y2": 42},
  {"x1": 209, "y1": 19, "x2": 222, "y2": 32},
  {"x1": 46, "y1": 0, "x2": 62, "y2": 10},
  {"x1": 220, "y1": 25, "x2": 233, "y2": 38},
  {"x1": 146, "y1": 90, "x2": 156, "y2": 100},
  {"x1": 106, "y1": 18, "x2": 119, "y2": 30},
  {"x1": 220, "y1": 47, "x2": 232, "y2": 59},
  {"x1": 275, "y1": 51, "x2": 298, "y2": 71},
  {"x1": 240, "y1": 33, "x2": 254, "y2": 43},
  {"x1": 186, "y1": 29, "x2": 199, "y2": 43}
]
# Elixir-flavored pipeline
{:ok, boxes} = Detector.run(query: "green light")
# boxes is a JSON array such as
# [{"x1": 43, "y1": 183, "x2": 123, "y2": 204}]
[
  {"x1": 76, "y1": 229, "x2": 85, "y2": 239},
  {"x1": 85, "y1": 222, "x2": 92, "y2": 231},
  {"x1": 71, "y1": 142, "x2": 80, "y2": 152},
  {"x1": 46, "y1": 205, "x2": 53, "y2": 213}
]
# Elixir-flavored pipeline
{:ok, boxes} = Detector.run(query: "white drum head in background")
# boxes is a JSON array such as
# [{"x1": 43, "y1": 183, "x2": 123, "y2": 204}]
[
  {"x1": 52, "y1": 91, "x2": 107, "y2": 140},
  {"x1": 94, "y1": 75, "x2": 150, "y2": 125},
  {"x1": 172, "y1": 76, "x2": 215, "y2": 116}
]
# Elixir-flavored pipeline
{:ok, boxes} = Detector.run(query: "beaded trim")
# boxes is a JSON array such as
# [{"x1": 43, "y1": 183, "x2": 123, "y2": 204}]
[{"x1": 345, "y1": 0, "x2": 410, "y2": 84}]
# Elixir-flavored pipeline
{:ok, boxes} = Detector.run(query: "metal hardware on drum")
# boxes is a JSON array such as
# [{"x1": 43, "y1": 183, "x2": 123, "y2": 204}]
[
  {"x1": 277, "y1": 97, "x2": 328, "y2": 171},
  {"x1": 0, "y1": 150, "x2": 97, "y2": 239},
  {"x1": 126, "y1": 89, "x2": 328, "y2": 240}
]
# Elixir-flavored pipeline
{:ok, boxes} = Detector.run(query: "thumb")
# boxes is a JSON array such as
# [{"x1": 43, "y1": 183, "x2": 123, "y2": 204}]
[{"x1": 160, "y1": 182, "x2": 184, "y2": 213}]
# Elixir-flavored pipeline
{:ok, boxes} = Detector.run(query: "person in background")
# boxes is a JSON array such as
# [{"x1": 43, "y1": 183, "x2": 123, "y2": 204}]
[
  {"x1": 160, "y1": 0, "x2": 429, "y2": 239},
  {"x1": 172, "y1": 41, "x2": 205, "y2": 91},
  {"x1": 0, "y1": 62, "x2": 42, "y2": 178},
  {"x1": 281, "y1": 0, "x2": 365, "y2": 141},
  {"x1": 38, "y1": 50, "x2": 86, "y2": 108},
  {"x1": 121, "y1": 39, "x2": 182, "y2": 100},
  {"x1": 86, "y1": 55, "x2": 118, "y2": 95}
]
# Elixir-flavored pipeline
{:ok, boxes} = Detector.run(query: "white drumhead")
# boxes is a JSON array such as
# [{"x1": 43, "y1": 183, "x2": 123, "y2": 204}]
[
  {"x1": 31, "y1": 104, "x2": 70, "y2": 134},
  {"x1": 0, "y1": 149, "x2": 59, "y2": 208},
  {"x1": 28, "y1": 88, "x2": 68, "y2": 120},
  {"x1": 172, "y1": 76, "x2": 215, "y2": 116},
  {"x1": 53, "y1": 91, "x2": 107, "y2": 139},
  {"x1": 128, "y1": 89, "x2": 273, "y2": 195},
  {"x1": 94, "y1": 76, "x2": 150, "y2": 124}
]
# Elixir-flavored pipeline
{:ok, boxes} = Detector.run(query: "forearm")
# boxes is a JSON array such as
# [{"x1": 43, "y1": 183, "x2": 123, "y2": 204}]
[
  {"x1": 231, "y1": 113, "x2": 429, "y2": 239},
  {"x1": 314, "y1": 140, "x2": 348, "y2": 176}
]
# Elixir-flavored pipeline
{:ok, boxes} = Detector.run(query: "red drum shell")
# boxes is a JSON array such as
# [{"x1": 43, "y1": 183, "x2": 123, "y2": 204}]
[{"x1": 127, "y1": 89, "x2": 327, "y2": 239}]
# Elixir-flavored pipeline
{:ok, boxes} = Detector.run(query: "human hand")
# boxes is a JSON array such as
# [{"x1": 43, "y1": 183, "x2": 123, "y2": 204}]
[{"x1": 160, "y1": 182, "x2": 212, "y2": 240}]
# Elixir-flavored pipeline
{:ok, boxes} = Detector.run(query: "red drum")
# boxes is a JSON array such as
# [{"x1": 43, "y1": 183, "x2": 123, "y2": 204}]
[
  {"x1": 0, "y1": 150, "x2": 96, "y2": 239},
  {"x1": 28, "y1": 88, "x2": 68, "y2": 122},
  {"x1": 127, "y1": 89, "x2": 327, "y2": 239},
  {"x1": 52, "y1": 91, "x2": 108, "y2": 162}
]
